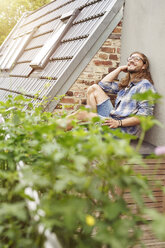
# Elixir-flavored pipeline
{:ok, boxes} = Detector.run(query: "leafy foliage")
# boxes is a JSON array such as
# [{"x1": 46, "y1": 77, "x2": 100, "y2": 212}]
[
  {"x1": 0, "y1": 94, "x2": 164, "y2": 247},
  {"x1": 0, "y1": 0, "x2": 51, "y2": 45}
]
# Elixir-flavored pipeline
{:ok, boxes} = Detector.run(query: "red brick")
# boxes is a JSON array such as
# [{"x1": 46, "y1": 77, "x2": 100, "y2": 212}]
[
  {"x1": 101, "y1": 47, "x2": 116, "y2": 53},
  {"x1": 117, "y1": 48, "x2": 120, "y2": 54},
  {"x1": 78, "y1": 80, "x2": 88, "y2": 85},
  {"x1": 118, "y1": 21, "x2": 122, "y2": 27},
  {"x1": 87, "y1": 74, "x2": 94, "y2": 78},
  {"x1": 94, "y1": 60, "x2": 112, "y2": 66},
  {"x1": 61, "y1": 98, "x2": 77, "y2": 104},
  {"x1": 109, "y1": 54, "x2": 118, "y2": 60},
  {"x1": 66, "y1": 91, "x2": 73, "y2": 96},
  {"x1": 103, "y1": 40, "x2": 112, "y2": 46},
  {"x1": 98, "y1": 53, "x2": 108, "y2": 60},
  {"x1": 113, "y1": 27, "x2": 121, "y2": 33},
  {"x1": 78, "y1": 80, "x2": 95, "y2": 86},
  {"x1": 109, "y1": 34, "x2": 121, "y2": 39}
]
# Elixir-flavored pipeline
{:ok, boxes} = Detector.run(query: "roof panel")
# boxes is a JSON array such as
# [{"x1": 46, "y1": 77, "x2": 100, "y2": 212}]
[
  {"x1": 0, "y1": 90, "x2": 16, "y2": 102},
  {"x1": 73, "y1": 0, "x2": 107, "y2": 23},
  {"x1": 34, "y1": 19, "x2": 61, "y2": 37},
  {"x1": 51, "y1": 39, "x2": 86, "y2": 59},
  {"x1": 17, "y1": 48, "x2": 41, "y2": 63},
  {"x1": 23, "y1": 0, "x2": 90, "y2": 27},
  {"x1": 18, "y1": 78, "x2": 38, "y2": 93},
  {"x1": 62, "y1": 17, "x2": 101, "y2": 41},
  {"x1": 10, "y1": 63, "x2": 33, "y2": 77},
  {"x1": 22, "y1": 0, "x2": 74, "y2": 29},
  {"x1": 0, "y1": 88, "x2": 42, "y2": 106},
  {"x1": 36, "y1": 79, "x2": 55, "y2": 98},
  {"x1": 23, "y1": 0, "x2": 71, "y2": 26},
  {"x1": 0, "y1": 77, "x2": 56, "y2": 100},
  {"x1": 40, "y1": 60, "x2": 71, "y2": 79},
  {"x1": 16, "y1": 0, "x2": 91, "y2": 37},
  {"x1": 17, "y1": 15, "x2": 56, "y2": 36},
  {"x1": 26, "y1": 32, "x2": 53, "y2": 50}
]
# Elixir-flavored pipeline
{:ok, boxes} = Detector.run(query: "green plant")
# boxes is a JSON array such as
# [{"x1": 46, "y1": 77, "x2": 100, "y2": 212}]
[{"x1": 0, "y1": 93, "x2": 164, "y2": 248}]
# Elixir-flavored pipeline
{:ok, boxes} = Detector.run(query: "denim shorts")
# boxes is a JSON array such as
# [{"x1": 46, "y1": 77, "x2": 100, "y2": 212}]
[{"x1": 97, "y1": 98, "x2": 114, "y2": 118}]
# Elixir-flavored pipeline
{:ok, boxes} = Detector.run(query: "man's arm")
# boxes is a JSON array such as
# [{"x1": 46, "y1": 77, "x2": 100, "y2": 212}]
[
  {"x1": 101, "y1": 65, "x2": 128, "y2": 83},
  {"x1": 103, "y1": 116, "x2": 140, "y2": 129}
]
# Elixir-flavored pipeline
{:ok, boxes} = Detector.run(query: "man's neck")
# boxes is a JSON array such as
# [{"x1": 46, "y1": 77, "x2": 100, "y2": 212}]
[{"x1": 129, "y1": 71, "x2": 139, "y2": 81}]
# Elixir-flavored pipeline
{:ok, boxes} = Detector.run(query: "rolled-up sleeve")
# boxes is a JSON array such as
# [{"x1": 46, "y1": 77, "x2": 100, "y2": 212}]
[
  {"x1": 136, "y1": 100, "x2": 154, "y2": 116},
  {"x1": 98, "y1": 81, "x2": 119, "y2": 94}
]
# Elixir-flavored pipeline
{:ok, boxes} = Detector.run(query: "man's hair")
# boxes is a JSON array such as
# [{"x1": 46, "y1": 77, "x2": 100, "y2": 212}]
[{"x1": 119, "y1": 52, "x2": 154, "y2": 89}]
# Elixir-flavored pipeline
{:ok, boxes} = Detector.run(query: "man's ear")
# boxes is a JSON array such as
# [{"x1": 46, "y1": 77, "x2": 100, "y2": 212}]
[{"x1": 142, "y1": 64, "x2": 147, "y2": 70}]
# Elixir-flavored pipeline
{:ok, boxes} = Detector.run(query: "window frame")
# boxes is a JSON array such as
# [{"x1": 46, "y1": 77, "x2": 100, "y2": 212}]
[
  {"x1": 0, "y1": 29, "x2": 36, "y2": 70},
  {"x1": 30, "y1": 9, "x2": 80, "y2": 70}
]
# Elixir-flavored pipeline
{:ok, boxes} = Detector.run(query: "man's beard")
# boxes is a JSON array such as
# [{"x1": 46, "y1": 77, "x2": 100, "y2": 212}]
[{"x1": 129, "y1": 70, "x2": 137, "y2": 74}]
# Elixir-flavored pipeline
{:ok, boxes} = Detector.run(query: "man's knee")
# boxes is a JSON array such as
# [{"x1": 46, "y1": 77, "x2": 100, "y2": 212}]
[{"x1": 87, "y1": 84, "x2": 101, "y2": 95}]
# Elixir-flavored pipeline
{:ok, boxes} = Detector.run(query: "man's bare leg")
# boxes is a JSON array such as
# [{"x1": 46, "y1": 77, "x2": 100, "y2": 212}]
[
  {"x1": 67, "y1": 109, "x2": 97, "y2": 122},
  {"x1": 57, "y1": 84, "x2": 109, "y2": 130},
  {"x1": 87, "y1": 84, "x2": 109, "y2": 111},
  {"x1": 56, "y1": 110, "x2": 97, "y2": 131},
  {"x1": 63, "y1": 110, "x2": 97, "y2": 130},
  {"x1": 64, "y1": 84, "x2": 109, "y2": 130}
]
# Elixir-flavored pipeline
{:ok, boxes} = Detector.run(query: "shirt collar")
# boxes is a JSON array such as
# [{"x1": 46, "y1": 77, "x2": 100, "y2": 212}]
[
  {"x1": 125, "y1": 82, "x2": 135, "y2": 90},
  {"x1": 127, "y1": 80, "x2": 142, "y2": 88}
]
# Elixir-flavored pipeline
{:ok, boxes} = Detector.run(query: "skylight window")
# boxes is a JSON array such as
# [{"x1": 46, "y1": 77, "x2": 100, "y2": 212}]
[
  {"x1": 30, "y1": 24, "x2": 67, "y2": 69},
  {"x1": 30, "y1": 9, "x2": 79, "y2": 69},
  {"x1": 0, "y1": 31, "x2": 35, "y2": 70}
]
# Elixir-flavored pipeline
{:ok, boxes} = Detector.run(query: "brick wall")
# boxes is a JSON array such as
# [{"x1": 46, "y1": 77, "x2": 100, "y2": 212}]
[{"x1": 55, "y1": 21, "x2": 122, "y2": 114}]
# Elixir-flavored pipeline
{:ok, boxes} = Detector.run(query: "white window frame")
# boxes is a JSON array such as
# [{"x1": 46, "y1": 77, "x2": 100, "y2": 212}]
[
  {"x1": 30, "y1": 9, "x2": 79, "y2": 69},
  {"x1": 0, "y1": 30, "x2": 35, "y2": 70},
  {"x1": 30, "y1": 24, "x2": 67, "y2": 69}
]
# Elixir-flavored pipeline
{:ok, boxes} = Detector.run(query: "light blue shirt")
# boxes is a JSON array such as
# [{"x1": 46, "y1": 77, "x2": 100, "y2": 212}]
[{"x1": 98, "y1": 79, "x2": 156, "y2": 135}]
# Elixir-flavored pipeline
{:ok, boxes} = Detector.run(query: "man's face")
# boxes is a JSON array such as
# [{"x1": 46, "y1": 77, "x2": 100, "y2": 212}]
[{"x1": 127, "y1": 53, "x2": 145, "y2": 73}]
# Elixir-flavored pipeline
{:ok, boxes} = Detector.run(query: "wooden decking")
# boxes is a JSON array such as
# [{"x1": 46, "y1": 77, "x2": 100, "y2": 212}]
[
  {"x1": 131, "y1": 158, "x2": 165, "y2": 247},
  {"x1": 134, "y1": 159, "x2": 165, "y2": 213}
]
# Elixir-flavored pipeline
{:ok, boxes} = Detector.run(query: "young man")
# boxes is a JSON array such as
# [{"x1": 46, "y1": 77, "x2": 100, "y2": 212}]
[{"x1": 65, "y1": 52, "x2": 155, "y2": 135}]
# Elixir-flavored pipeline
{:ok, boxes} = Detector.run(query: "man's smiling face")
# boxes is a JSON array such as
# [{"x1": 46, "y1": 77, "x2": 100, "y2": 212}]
[{"x1": 127, "y1": 53, "x2": 146, "y2": 73}]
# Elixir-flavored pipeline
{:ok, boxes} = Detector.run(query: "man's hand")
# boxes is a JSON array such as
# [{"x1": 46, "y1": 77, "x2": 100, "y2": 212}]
[
  {"x1": 101, "y1": 65, "x2": 128, "y2": 83},
  {"x1": 118, "y1": 65, "x2": 128, "y2": 73},
  {"x1": 102, "y1": 118, "x2": 120, "y2": 128},
  {"x1": 103, "y1": 116, "x2": 141, "y2": 129}
]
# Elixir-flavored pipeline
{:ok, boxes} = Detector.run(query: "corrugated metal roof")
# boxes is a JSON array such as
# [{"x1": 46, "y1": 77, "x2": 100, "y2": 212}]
[
  {"x1": 50, "y1": 39, "x2": 86, "y2": 59},
  {"x1": 34, "y1": 19, "x2": 62, "y2": 37},
  {"x1": 18, "y1": 48, "x2": 41, "y2": 63},
  {"x1": 9, "y1": 63, "x2": 33, "y2": 77},
  {"x1": 26, "y1": 32, "x2": 53, "y2": 50},
  {"x1": 16, "y1": 1, "x2": 80, "y2": 37},
  {"x1": 0, "y1": 90, "x2": 16, "y2": 102},
  {"x1": 61, "y1": 18, "x2": 101, "y2": 41},
  {"x1": 40, "y1": 60, "x2": 71, "y2": 79},
  {"x1": 22, "y1": 0, "x2": 74, "y2": 26},
  {"x1": 0, "y1": 77, "x2": 55, "y2": 100},
  {"x1": 0, "y1": 0, "x2": 124, "y2": 108},
  {"x1": 73, "y1": 0, "x2": 111, "y2": 24}
]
